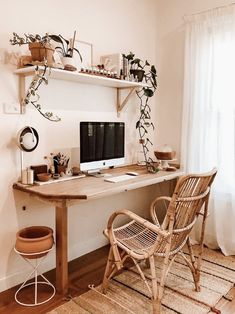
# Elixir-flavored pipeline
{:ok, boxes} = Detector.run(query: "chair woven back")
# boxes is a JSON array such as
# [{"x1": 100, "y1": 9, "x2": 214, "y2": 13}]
[{"x1": 155, "y1": 168, "x2": 217, "y2": 255}]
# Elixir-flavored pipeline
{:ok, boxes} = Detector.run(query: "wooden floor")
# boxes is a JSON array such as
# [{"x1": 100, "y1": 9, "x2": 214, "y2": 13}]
[{"x1": 0, "y1": 245, "x2": 235, "y2": 314}]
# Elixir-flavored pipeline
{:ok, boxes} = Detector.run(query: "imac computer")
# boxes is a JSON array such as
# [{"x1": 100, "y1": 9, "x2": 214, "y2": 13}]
[{"x1": 80, "y1": 122, "x2": 125, "y2": 174}]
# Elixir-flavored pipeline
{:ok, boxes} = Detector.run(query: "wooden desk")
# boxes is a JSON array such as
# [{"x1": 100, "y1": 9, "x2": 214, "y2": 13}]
[{"x1": 13, "y1": 164, "x2": 183, "y2": 296}]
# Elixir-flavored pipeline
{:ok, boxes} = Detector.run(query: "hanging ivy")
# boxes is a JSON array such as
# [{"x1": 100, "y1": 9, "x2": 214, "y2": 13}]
[
  {"x1": 24, "y1": 65, "x2": 61, "y2": 122},
  {"x1": 123, "y1": 53, "x2": 158, "y2": 173}
]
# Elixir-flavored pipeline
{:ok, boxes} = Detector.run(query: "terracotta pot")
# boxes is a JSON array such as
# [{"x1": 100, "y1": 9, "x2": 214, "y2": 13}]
[
  {"x1": 15, "y1": 226, "x2": 54, "y2": 259},
  {"x1": 28, "y1": 42, "x2": 54, "y2": 65}
]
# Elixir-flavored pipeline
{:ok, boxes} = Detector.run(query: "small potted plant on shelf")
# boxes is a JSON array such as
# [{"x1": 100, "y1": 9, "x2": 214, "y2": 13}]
[
  {"x1": 49, "y1": 31, "x2": 82, "y2": 71},
  {"x1": 123, "y1": 52, "x2": 158, "y2": 173},
  {"x1": 122, "y1": 52, "x2": 156, "y2": 83},
  {"x1": 10, "y1": 32, "x2": 55, "y2": 65}
]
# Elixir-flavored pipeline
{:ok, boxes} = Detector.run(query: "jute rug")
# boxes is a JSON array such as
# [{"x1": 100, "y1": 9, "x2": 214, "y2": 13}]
[{"x1": 49, "y1": 246, "x2": 235, "y2": 314}]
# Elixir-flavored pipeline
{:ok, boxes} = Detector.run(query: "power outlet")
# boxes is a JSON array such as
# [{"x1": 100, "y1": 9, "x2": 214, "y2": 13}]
[{"x1": 3, "y1": 102, "x2": 21, "y2": 114}]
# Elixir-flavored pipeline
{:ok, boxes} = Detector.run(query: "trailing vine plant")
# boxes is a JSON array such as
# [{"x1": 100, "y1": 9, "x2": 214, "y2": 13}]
[
  {"x1": 24, "y1": 65, "x2": 61, "y2": 122},
  {"x1": 10, "y1": 32, "x2": 61, "y2": 122},
  {"x1": 123, "y1": 52, "x2": 158, "y2": 173}
]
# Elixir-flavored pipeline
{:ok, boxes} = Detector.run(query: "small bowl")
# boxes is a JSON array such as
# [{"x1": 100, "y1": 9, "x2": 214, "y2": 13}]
[
  {"x1": 37, "y1": 173, "x2": 51, "y2": 182},
  {"x1": 71, "y1": 166, "x2": 80, "y2": 176},
  {"x1": 154, "y1": 151, "x2": 176, "y2": 160}
]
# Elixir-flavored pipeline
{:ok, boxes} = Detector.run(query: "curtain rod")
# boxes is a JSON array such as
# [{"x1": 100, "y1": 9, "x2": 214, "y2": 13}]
[{"x1": 183, "y1": 2, "x2": 235, "y2": 20}]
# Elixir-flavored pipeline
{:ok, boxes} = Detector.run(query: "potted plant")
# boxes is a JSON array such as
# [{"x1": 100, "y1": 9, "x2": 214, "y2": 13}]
[
  {"x1": 122, "y1": 52, "x2": 154, "y2": 82},
  {"x1": 49, "y1": 31, "x2": 82, "y2": 71},
  {"x1": 10, "y1": 32, "x2": 54, "y2": 65},
  {"x1": 123, "y1": 52, "x2": 158, "y2": 173}
]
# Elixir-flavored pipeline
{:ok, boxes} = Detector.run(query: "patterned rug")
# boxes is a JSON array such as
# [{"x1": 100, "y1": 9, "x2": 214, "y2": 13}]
[{"x1": 49, "y1": 246, "x2": 235, "y2": 314}]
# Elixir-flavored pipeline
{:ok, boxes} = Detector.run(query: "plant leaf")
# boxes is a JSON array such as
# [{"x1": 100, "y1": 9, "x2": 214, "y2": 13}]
[
  {"x1": 49, "y1": 35, "x2": 64, "y2": 44},
  {"x1": 71, "y1": 47, "x2": 83, "y2": 62},
  {"x1": 144, "y1": 88, "x2": 154, "y2": 97},
  {"x1": 136, "y1": 120, "x2": 140, "y2": 129}
]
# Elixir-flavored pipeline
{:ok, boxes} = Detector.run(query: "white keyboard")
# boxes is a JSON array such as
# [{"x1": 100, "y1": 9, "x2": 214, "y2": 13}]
[{"x1": 104, "y1": 174, "x2": 134, "y2": 183}]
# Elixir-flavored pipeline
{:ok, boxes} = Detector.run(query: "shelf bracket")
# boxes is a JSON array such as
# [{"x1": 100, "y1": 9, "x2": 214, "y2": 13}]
[
  {"x1": 18, "y1": 74, "x2": 26, "y2": 114},
  {"x1": 117, "y1": 87, "x2": 137, "y2": 116},
  {"x1": 17, "y1": 70, "x2": 36, "y2": 114}
]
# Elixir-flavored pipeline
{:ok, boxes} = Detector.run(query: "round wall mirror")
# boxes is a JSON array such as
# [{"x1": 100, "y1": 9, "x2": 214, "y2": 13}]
[{"x1": 18, "y1": 126, "x2": 39, "y2": 152}]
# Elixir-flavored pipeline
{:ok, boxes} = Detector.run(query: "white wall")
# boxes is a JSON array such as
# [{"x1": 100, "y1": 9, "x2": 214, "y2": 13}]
[
  {"x1": 155, "y1": 0, "x2": 233, "y2": 159},
  {"x1": 0, "y1": 0, "x2": 160, "y2": 291}
]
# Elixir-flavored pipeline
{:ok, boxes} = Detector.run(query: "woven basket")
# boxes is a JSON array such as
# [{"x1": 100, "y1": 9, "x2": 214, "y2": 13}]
[{"x1": 29, "y1": 42, "x2": 54, "y2": 64}]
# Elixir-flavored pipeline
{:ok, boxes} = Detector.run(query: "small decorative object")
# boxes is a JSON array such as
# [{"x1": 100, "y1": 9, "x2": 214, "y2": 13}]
[
  {"x1": 21, "y1": 168, "x2": 34, "y2": 185},
  {"x1": 37, "y1": 173, "x2": 51, "y2": 182},
  {"x1": 137, "y1": 138, "x2": 146, "y2": 166},
  {"x1": 53, "y1": 173, "x2": 60, "y2": 180},
  {"x1": 100, "y1": 53, "x2": 122, "y2": 76},
  {"x1": 15, "y1": 226, "x2": 54, "y2": 259},
  {"x1": 154, "y1": 145, "x2": 176, "y2": 170},
  {"x1": 71, "y1": 166, "x2": 80, "y2": 176},
  {"x1": 122, "y1": 52, "x2": 158, "y2": 173},
  {"x1": 80, "y1": 66, "x2": 119, "y2": 79},
  {"x1": 51, "y1": 152, "x2": 70, "y2": 175},
  {"x1": 49, "y1": 31, "x2": 82, "y2": 70},
  {"x1": 10, "y1": 32, "x2": 54, "y2": 66},
  {"x1": 30, "y1": 164, "x2": 48, "y2": 180}
]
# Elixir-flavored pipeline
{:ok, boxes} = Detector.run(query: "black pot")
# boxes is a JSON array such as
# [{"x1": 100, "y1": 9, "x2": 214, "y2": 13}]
[{"x1": 130, "y1": 69, "x2": 145, "y2": 82}]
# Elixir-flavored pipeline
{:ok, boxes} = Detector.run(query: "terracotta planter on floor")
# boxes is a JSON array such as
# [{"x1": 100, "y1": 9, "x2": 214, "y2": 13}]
[{"x1": 15, "y1": 226, "x2": 54, "y2": 259}]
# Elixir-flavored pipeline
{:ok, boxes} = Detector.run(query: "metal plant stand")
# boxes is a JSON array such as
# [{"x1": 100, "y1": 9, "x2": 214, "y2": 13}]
[{"x1": 14, "y1": 246, "x2": 55, "y2": 307}]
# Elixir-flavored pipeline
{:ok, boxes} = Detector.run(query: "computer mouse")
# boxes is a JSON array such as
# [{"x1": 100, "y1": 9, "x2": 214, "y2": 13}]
[{"x1": 125, "y1": 171, "x2": 139, "y2": 176}]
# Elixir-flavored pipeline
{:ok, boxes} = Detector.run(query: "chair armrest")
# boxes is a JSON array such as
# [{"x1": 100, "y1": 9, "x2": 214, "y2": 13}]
[
  {"x1": 107, "y1": 209, "x2": 168, "y2": 238},
  {"x1": 150, "y1": 196, "x2": 172, "y2": 226}
]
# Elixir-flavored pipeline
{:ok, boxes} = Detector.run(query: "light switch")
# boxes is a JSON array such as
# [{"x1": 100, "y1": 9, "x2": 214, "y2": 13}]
[{"x1": 3, "y1": 102, "x2": 21, "y2": 114}]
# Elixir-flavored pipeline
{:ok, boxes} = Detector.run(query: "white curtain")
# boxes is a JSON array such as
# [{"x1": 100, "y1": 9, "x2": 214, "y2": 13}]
[{"x1": 182, "y1": 5, "x2": 235, "y2": 255}]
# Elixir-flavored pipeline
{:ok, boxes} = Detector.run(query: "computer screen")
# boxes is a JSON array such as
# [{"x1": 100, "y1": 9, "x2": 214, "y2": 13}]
[{"x1": 80, "y1": 122, "x2": 125, "y2": 172}]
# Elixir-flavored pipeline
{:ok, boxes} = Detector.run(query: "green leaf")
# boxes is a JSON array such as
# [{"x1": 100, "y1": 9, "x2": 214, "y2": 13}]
[
  {"x1": 144, "y1": 88, "x2": 154, "y2": 97},
  {"x1": 151, "y1": 65, "x2": 156, "y2": 74},
  {"x1": 71, "y1": 47, "x2": 83, "y2": 62},
  {"x1": 49, "y1": 35, "x2": 64, "y2": 44},
  {"x1": 136, "y1": 120, "x2": 140, "y2": 129}
]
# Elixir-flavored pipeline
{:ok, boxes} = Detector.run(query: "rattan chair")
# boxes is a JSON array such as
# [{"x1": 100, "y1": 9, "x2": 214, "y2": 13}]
[{"x1": 102, "y1": 168, "x2": 217, "y2": 314}]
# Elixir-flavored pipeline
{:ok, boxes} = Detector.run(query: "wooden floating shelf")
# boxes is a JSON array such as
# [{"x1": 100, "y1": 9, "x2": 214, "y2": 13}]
[{"x1": 14, "y1": 66, "x2": 149, "y2": 115}]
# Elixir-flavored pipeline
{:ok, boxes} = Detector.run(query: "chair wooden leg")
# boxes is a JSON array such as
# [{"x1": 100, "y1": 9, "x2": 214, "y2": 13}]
[
  {"x1": 187, "y1": 237, "x2": 200, "y2": 291},
  {"x1": 145, "y1": 258, "x2": 150, "y2": 269},
  {"x1": 195, "y1": 198, "x2": 209, "y2": 291},
  {"x1": 101, "y1": 247, "x2": 115, "y2": 293},
  {"x1": 149, "y1": 255, "x2": 161, "y2": 314}
]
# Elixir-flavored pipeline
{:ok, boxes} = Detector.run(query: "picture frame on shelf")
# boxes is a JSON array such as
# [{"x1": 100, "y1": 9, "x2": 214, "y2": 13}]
[
  {"x1": 73, "y1": 40, "x2": 93, "y2": 71},
  {"x1": 100, "y1": 53, "x2": 122, "y2": 76}
]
